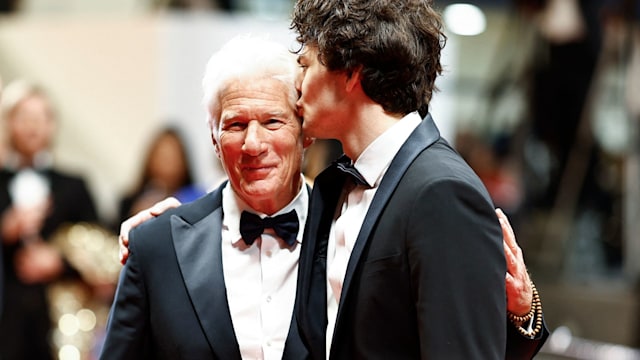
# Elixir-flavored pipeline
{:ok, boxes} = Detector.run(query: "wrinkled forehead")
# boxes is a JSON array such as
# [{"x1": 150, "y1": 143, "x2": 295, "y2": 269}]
[{"x1": 216, "y1": 76, "x2": 299, "y2": 121}]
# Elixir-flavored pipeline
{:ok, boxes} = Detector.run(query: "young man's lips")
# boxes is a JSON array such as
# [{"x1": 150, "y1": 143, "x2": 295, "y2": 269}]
[{"x1": 296, "y1": 107, "x2": 304, "y2": 123}]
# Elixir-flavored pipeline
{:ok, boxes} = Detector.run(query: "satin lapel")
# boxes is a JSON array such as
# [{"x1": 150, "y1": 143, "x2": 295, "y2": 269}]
[
  {"x1": 172, "y1": 208, "x2": 242, "y2": 360},
  {"x1": 337, "y1": 114, "x2": 441, "y2": 313},
  {"x1": 298, "y1": 166, "x2": 347, "y2": 357}
]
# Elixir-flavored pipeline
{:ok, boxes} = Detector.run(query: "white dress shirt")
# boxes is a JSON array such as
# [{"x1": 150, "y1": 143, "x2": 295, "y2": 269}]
[
  {"x1": 221, "y1": 178, "x2": 308, "y2": 360},
  {"x1": 326, "y1": 112, "x2": 422, "y2": 356}
]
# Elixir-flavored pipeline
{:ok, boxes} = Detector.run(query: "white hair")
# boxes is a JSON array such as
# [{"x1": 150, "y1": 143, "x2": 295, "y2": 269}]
[
  {"x1": 201, "y1": 34, "x2": 299, "y2": 133},
  {"x1": 0, "y1": 80, "x2": 48, "y2": 121}
]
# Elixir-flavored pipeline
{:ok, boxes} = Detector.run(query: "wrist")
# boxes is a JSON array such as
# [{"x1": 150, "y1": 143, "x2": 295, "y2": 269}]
[{"x1": 508, "y1": 281, "x2": 543, "y2": 338}]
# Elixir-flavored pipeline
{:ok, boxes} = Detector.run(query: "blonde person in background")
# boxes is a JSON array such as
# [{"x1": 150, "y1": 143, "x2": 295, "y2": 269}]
[{"x1": 0, "y1": 80, "x2": 99, "y2": 360}]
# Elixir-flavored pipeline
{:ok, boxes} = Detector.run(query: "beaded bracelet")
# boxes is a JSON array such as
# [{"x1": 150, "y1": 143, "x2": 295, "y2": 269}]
[
  {"x1": 508, "y1": 281, "x2": 543, "y2": 338},
  {"x1": 507, "y1": 298, "x2": 535, "y2": 324}
]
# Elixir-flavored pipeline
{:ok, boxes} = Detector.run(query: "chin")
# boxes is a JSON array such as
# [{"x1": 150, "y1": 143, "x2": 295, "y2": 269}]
[{"x1": 241, "y1": 180, "x2": 279, "y2": 197}]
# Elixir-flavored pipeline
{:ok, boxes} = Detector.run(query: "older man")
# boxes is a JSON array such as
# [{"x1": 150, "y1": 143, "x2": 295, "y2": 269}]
[{"x1": 100, "y1": 36, "x2": 313, "y2": 359}]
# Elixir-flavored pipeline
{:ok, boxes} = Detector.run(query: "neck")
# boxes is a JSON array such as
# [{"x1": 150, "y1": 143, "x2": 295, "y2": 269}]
[{"x1": 339, "y1": 105, "x2": 403, "y2": 161}]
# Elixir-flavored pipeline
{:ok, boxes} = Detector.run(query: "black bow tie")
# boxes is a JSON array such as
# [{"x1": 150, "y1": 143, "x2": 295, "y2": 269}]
[
  {"x1": 239, "y1": 209, "x2": 299, "y2": 247},
  {"x1": 335, "y1": 155, "x2": 370, "y2": 187}
]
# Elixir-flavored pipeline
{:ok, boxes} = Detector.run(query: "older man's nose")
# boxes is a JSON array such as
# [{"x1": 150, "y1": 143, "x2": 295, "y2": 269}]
[{"x1": 242, "y1": 121, "x2": 266, "y2": 155}]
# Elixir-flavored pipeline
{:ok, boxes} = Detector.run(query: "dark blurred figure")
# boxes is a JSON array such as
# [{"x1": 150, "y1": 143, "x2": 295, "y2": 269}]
[
  {"x1": 117, "y1": 126, "x2": 204, "y2": 227},
  {"x1": 0, "y1": 80, "x2": 99, "y2": 360},
  {"x1": 0, "y1": 0, "x2": 19, "y2": 13},
  {"x1": 523, "y1": 0, "x2": 604, "y2": 208},
  {"x1": 456, "y1": 132, "x2": 524, "y2": 215},
  {"x1": 513, "y1": 0, "x2": 633, "y2": 270},
  {"x1": 459, "y1": 0, "x2": 637, "y2": 274}
]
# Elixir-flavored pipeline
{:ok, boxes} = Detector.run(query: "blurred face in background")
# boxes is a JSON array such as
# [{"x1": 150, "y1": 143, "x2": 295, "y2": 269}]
[
  {"x1": 146, "y1": 132, "x2": 189, "y2": 192},
  {"x1": 7, "y1": 93, "x2": 55, "y2": 159},
  {"x1": 212, "y1": 76, "x2": 310, "y2": 215}
]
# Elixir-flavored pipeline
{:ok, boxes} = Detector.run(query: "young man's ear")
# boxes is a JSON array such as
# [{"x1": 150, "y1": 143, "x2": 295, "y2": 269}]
[
  {"x1": 303, "y1": 136, "x2": 315, "y2": 149},
  {"x1": 345, "y1": 66, "x2": 363, "y2": 92}
]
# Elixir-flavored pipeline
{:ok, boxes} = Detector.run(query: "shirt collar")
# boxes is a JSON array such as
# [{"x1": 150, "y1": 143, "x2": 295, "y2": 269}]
[
  {"x1": 221, "y1": 175, "x2": 309, "y2": 246},
  {"x1": 353, "y1": 111, "x2": 422, "y2": 187},
  {"x1": 4, "y1": 150, "x2": 53, "y2": 172}
]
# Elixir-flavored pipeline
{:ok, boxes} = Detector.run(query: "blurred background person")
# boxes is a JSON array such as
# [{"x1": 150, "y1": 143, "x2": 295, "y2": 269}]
[
  {"x1": 0, "y1": 80, "x2": 99, "y2": 360},
  {"x1": 515, "y1": 0, "x2": 639, "y2": 278},
  {"x1": 116, "y1": 125, "x2": 205, "y2": 228},
  {"x1": 522, "y1": 0, "x2": 618, "y2": 263},
  {"x1": 455, "y1": 0, "x2": 635, "y2": 277}
]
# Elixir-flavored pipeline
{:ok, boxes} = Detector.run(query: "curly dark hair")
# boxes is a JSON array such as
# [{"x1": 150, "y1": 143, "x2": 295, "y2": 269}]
[{"x1": 291, "y1": 0, "x2": 446, "y2": 116}]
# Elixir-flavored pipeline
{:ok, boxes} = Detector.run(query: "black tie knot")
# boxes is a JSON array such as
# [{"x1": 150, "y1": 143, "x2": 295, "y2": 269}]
[
  {"x1": 239, "y1": 209, "x2": 299, "y2": 247},
  {"x1": 335, "y1": 155, "x2": 370, "y2": 187}
]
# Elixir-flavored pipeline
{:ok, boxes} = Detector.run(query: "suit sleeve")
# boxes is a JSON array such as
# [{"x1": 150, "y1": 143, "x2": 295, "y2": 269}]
[
  {"x1": 407, "y1": 178, "x2": 506, "y2": 359},
  {"x1": 99, "y1": 229, "x2": 150, "y2": 360},
  {"x1": 506, "y1": 313, "x2": 550, "y2": 359}
]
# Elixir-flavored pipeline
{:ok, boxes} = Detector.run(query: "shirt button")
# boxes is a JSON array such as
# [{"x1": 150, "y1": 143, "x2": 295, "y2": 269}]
[
  {"x1": 266, "y1": 296, "x2": 272, "y2": 303},
  {"x1": 265, "y1": 250, "x2": 272, "y2": 257}
]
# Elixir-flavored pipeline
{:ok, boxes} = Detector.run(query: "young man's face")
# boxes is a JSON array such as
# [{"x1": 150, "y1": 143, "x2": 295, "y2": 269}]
[
  {"x1": 295, "y1": 45, "x2": 351, "y2": 141},
  {"x1": 213, "y1": 76, "x2": 309, "y2": 215}
]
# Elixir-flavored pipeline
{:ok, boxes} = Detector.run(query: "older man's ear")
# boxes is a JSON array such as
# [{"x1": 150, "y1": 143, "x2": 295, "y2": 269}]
[{"x1": 211, "y1": 133, "x2": 222, "y2": 159}]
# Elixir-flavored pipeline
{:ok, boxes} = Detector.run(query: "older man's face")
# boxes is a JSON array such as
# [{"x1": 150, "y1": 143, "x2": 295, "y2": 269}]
[{"x1": 213, "y1": 76, "x2": 307, "y2": 215}]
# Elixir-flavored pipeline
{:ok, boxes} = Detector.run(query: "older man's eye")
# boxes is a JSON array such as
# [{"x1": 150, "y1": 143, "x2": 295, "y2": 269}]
[
  {"x1": 264, "y1": 119, "x2": 284, "y2": 129},
  {"x1": 223, "y1": 122, "x2": 246, "y2": 131}
]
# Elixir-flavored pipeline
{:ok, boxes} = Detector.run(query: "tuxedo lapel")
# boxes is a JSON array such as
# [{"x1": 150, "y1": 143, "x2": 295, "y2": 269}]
[
  {"x1": 298, "y1": 167, "x2": 347, "y2": 359},
  {"x1": 337, "y1": 114, "x2": 441, "y2": 314},
  {"x1": 172, "y1": 207, "x2": 242, "y2": 360}
]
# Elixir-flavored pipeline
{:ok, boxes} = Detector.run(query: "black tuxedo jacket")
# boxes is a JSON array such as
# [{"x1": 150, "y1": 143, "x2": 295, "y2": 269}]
[
  {"x1": 100, "y1": 183, "x2": 307, "y2": 360},
  {"x1": 296, "y1": 114, "x2": 535, "y2": 359}
]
